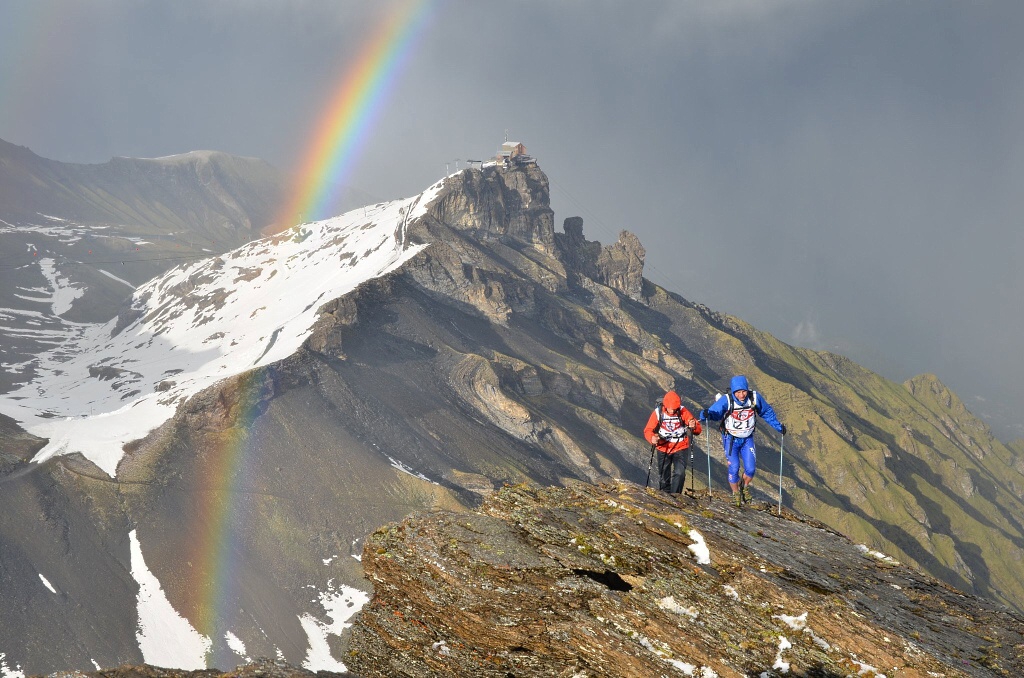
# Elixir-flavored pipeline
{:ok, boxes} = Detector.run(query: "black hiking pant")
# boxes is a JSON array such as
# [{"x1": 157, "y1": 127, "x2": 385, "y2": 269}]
[{"x1": 657, "y1": 450, "x2": 687, "y2": 494}]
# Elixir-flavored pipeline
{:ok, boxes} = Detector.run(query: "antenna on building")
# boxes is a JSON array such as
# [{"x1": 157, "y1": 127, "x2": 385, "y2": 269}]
[
  {"x1": 504, "y1": 129, "x2": 508, "y2": 142},
  {"x1": 445, "y1": 162, "x2": 450, "y2": 175}
]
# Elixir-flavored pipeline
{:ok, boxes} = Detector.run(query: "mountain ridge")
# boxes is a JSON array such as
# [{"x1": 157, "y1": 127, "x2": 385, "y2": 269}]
[{"x1": 0, "y1": 137, "x2": 284, "y2": 239}]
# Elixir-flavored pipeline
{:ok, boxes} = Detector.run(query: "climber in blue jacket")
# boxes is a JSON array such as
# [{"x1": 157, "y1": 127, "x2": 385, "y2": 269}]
[{"x1": 699, "y1": 375, "x2": 786, "y2": 507}]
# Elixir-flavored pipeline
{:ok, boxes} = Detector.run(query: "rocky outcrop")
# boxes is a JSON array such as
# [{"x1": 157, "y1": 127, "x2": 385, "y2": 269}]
[
  {"x1": 401, "y1": 165, "x2": 562, "y2": 324},
  {"x1": 556, "y1": 217, "x2": 646, "y2": 300},
  {"x1": 423, "y1": 164, "x2": 555, "y2": 251},
  {"x1": 349, "y1": 482, "x2": 1024, "y2": 677}
]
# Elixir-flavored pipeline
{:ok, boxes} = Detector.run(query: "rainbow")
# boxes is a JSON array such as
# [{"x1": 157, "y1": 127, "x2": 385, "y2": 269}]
[
  {"x1": 185, "y1": 370, "x2": 267, "y2": 651},
  {"x1": 186, "y1": 0, "x2": 438, "y2": 657},
  {"x1": 275, "y1": 0, "x2": 438, "y2": 231}
]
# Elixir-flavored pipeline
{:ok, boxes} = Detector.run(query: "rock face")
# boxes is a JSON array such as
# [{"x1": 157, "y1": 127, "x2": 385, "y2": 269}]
[
  {"x1": 556, "y1": 217, "x2": 646, "y2": 300},
  {"x1": 429, "y1": 163, "x2": 555, "y2": 251},
  {"x1": 349, "y1": 482, "x2": 1024, "y2": 677}
]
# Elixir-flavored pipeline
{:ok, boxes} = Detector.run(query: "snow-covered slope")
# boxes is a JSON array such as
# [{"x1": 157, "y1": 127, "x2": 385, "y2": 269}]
[{"x1": 0, "y1": 184, "x2": 441, "y2": 476}]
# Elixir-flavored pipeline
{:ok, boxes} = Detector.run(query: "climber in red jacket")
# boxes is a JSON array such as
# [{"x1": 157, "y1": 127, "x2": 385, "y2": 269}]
[{"x1": 643, "y1": 390, "x2": 702, "y2": 494}]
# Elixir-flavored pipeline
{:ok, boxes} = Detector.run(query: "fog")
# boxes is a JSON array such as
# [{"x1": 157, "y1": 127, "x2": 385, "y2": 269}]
[{"x1": 2, "y1": 0, "x2": 1021, "y2": 440}]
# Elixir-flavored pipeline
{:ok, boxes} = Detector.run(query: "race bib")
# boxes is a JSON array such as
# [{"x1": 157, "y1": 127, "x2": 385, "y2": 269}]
[
  {"x1": 724, "y1": 407, "x2": 755, "y2": 438},
  {"x1": 658, "y1": 416, "x2": 689, "y2": 441}
]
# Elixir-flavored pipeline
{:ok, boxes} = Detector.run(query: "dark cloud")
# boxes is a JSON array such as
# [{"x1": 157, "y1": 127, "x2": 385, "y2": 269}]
[{"x1": 2, "y1": 0, "x2": 1022, "y2": 439}]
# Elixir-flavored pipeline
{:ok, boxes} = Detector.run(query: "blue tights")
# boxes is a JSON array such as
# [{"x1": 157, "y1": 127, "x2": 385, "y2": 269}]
[{"x1": 722, "y1": 433, "x2": 756, "y2": 484}]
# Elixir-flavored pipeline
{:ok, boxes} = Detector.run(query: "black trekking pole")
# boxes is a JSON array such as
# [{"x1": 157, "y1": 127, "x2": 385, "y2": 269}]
[
  {"x1": 644, "y1": 442, "x2": 656, "y2": 489},
  {"x1": 687, "y1": 429, "x2": 695, "y2": 494},
  {"x1": 688, "y1": 447, "x2": 694, "y2": 494}
]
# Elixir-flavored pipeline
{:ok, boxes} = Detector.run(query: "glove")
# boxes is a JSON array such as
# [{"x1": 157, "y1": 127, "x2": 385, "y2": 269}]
[
  {"x1": 697, "y1": 409, "x2": 706, "y2": 421},
  {"x1": 780, "y1": 423, "x2": 787, "y2": 435}
]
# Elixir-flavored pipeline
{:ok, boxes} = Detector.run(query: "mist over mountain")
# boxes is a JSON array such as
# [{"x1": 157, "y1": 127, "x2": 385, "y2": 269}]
[
  {"x1": 0, "y1": 138, "x2": 283, "y2": 245},
  {"x1": 1, "y1": 146, "x2": 1022, "y2": 675}
]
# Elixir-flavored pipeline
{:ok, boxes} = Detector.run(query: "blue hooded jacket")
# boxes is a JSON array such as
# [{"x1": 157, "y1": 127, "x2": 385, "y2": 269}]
[{"x1": 701, "y1": 375, "x2": 784, "y2": 433}]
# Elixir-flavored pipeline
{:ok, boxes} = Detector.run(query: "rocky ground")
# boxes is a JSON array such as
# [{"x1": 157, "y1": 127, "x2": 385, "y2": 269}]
[{"x1": 347, "y1": 481, "x2": 1023, "y2": 677}]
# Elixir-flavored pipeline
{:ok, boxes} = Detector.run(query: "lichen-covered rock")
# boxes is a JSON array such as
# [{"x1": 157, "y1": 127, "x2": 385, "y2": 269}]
[{"x1": 348, "y1": 482, "x2": 1024, "y2": 677}]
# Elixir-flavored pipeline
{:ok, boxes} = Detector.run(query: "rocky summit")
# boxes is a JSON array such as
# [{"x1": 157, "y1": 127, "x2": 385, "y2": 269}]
[{"x1": 348, "y1": 482, "x2": 1024, "y2": 678}]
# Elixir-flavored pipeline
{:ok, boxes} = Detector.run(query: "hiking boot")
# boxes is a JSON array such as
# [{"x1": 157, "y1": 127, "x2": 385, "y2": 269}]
[
  {"x1": 740, "y1": 484, "x2": 751, "y2": 504},
  {"x1": 733, "y1": 492, "x2": 742, "y2": 507}
]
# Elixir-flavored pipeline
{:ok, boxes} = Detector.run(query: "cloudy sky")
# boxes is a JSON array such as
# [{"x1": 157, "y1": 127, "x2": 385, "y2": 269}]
[{"x1": 2, "y1": 0, "x2": 1022, "y2": 440}]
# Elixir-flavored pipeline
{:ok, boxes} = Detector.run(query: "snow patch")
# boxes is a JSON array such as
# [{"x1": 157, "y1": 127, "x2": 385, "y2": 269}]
[
  {"x1": 386, "y1": 454, "x2": 439, "y2": 484},
  {"x1": 129, "y1": 530, "x2": 211, "y2": 668},
  {"x1": 38, "y1": 574, "x2": 57, "y2": 594},
  {"x1": 773, "y1": 636, "x2": 792, "y2": 673},
  {"x1": 225, "y1": 631, "x2": 250, "y2": 661},
  {"x1": 0, "y1": 653, "x2": 25, "y2": 678},
  {"x1": 807, "y1": 629, "x2": 831, "y2": 652},
  {"x1": 722, "y1": 584, "x2": 740, "y2": 600},
  {"x1": 658, "y1": 596, "x2": 699, "y2": 619},
  {"x1": 98, "y1": 268, "x2": 137, "y2": 289},
  {"x1": 37, "y1": 258, "x2": 84, "y2": 316},
  {"x1": 687, "y1": 529, "x2": 711, "y2": 564},
  {"x1": 856, "y1": 544, "x2": 899, "y2": 564},
  {"x1": 635, "y1": 634, "x2": 696, "y2": 674},
  {"x1": 773, "y1": 611, "x2": 807, "y2": 631},
  {"x1": 852, "y1": 660, "x2": 886, "y2": 677},
  {"x1": 299, "y1": 581, "x2": 370, "y2": 672}
]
